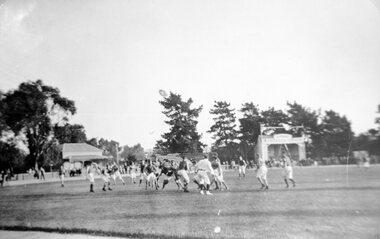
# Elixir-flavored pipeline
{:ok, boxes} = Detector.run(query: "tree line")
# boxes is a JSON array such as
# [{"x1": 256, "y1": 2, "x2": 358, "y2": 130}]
[
  {"x1": 0, "y1": 80, "x2": 143, "y2": 173},
  {"x1": 155, "y1": 92, "x2": 380, "y2": 164},
  {"x1": 1, "y1": 81, "x2": 379, "y2": 173}
]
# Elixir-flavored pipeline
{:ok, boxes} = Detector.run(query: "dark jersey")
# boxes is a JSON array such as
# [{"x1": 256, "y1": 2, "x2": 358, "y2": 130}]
[
  {"x1": 140, "y1": 164, "x2": 145, "y2": 173},
  {"x1": 178, "y1": 161, "x2": 188, "y2": 170},
  {"x1": 146, "y1": 165, "x2": 154, "y2": 174},
  {"x1": 239, "y1": 160, "x2": 246, "y2": 166}
]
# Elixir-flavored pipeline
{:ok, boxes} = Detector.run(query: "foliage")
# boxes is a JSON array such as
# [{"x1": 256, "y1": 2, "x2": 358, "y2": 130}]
[
  {"x1": 156, "y1": 92, "x2": 205, "y2": 154},
  {"x1": 208, "y1": 101, "x2": 238, "y2": 146},
  {"x1": 98, "y1": 138, "x2": 120, "y2": 159},
  {"x1": 260, "y1": 107, "x2": 290, "y2": 127},
  {"x1": 120, "y1": 143, "x2": 145, "y2": 162},
  {"x1": 1, "y1": 80, "x2": 76, "y2": 169},
  {"x1": 286, "y1": 102, "x2": 322, "y2": 158},
  {"x1": 238, "y1": 103, "x2": 261, "y2": 161},
  {"x1": 320, "y1": 110, "x2": 353, "y2": 157},
  {"x1": 54, "y1": 123, "x2": 87, "y2": 144},
  {"x1": 0, "y1": 141, "x2": 26, "y2": 173},
  {"x1": 208, "y1": 101, "x2": 239, "y2": 162}
]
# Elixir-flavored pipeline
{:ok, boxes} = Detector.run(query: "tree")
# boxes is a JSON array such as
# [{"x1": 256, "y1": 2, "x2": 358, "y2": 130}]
[
  {"x1": 286, "y1": 102, "x2": 322, "y2": 158},
  {"x1": 120, "y1": 143, "x2": 145, "y2": 162},
  {"x1": 1, "y1": 80, "x2": 76, "y2": 170},
  {"x1": 320, "y1": 110, "x2": 353, "y2": 158},
  {"x1": 86, "y1": 138, "x2": 99, "y2": 148},
  {"x1": 208, "y1": 101, "x2": 239, "y2": 162},
  {"x1": 238, "y1": 102, "x2": 262, "y2": 161},
  {"x1": 260, "y1": 107, "x2": 290, "y2": 127},
  {"x1": 156, "y1": 92, "x2": 205, "y2": 154},
  {"x1": 208, "y1": 101, "x2": 238, "y2": 146},
  {"x1": 98, "y1": 138, "x2": 120, "y2": 159},
  {"x1": 54, "y1": 123, "x2": 87, "y2": 144},
  {"x1": 0, "y1": 141, "x2": 26, "y2": 173}
]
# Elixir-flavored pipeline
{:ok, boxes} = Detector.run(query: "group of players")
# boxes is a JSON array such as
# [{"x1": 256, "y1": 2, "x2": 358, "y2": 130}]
[{"x1": 74, "y1": 151, "x2": 296, "y2": 194}]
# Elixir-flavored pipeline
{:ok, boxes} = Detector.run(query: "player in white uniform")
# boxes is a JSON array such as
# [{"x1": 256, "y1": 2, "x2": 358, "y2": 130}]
[
  {"x1": 86, "y1": 162, "x2": 100, "y2": 193},
  {"x1": 58, "y1": 165, "x2": 65, "y2": 187},
  {"x1": 282, "y1": 153, "x2": 296, "y2": 188},
  {"x1": 130, "y1": 162, "x2": 137, "y2": 184},
  {"x1": 213, "y1": 157, "x2": 229, "y2": 190},
  {"x1": 363, "y1": 156, "x2": 371, "y2": 170},
  {"x1": 145, "y1": 162, "x2": 158, "y2": 190},
  {"x1": 177, "y1": 157, "x2": 190, "y2": 192},
  {"x1": 255, "y1": 154, "x2": 269, "y2": 190},
  {"x1": 195, "y1": 155, "x2": 215, "y2": 195},
  {"x1": 101, "y1": 164, "x2": 112, "y2": 191},
  {"x1": 238, "y1": 156, "x2": 247, "y2": 178},
  {"x1": 110, "y1": 162, "x2": 125, "y2": 185}
]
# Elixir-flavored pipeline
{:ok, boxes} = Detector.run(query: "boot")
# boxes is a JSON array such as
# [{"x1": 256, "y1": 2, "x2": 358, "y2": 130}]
[{"x1": 90, "y1": 184, "x2": 94, "y2": 193}]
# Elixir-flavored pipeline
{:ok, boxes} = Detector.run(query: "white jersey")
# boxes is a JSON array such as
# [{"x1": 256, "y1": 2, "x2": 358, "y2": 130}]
[
  {"x1": 282, "y1": 156, "x2": 292, "y2": 168},
  {"x1": 258, "y1": 157, "x2": 267, "y2": 169},
  {"x1": 195, "y1": 159, "x2": 214, "y2": 174}
]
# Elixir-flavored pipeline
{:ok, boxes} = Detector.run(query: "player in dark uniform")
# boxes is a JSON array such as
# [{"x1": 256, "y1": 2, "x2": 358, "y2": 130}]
[
  {"x1": 157, "y1": 159, "x2": 182, "y2": 190},
  {"x1": 139, "y1": 160, "x2": 147, "y2": 186}
]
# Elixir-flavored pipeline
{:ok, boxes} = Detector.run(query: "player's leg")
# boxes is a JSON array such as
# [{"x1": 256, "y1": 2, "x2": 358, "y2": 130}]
[
  {"x1": 180, "y1": 171, "x2": 190, "y2": 192},
  {"x1": 203, "y1": 173, "x2": 212, "y2": 195},
  {"x1": 60, "y1": 174, "x2": 65, "y2": 187},
  {"x1": 107, "y1": 176, "x2": 112, "y2": 190},
  {"x1": 102, "y1": 175, "x2": 107, "y2": 191},
  {"x1": 117, "y1": 172, "x2": 125, "y2": 185},
  {"x1": 221, "y1": 180, "x2": 229, "y2": 190},
  {"x1": 256, "y1": 168, "x2": 265, "y2": 189},
  {"x1": 193, "y1": 174, "x2": 202, "y2": 190},
  {"x1": 261, "y1": 168, "x2": 269, "y2": 190},
  {"x1": 197, "y1": 173, "x2": 206, "y2": 194},
  {"x1": 287, "y1": 167, "x2": 295, "y2": 187},
  {"x1": 242, "y1": 166, "x2": 246, "y2": 177},
  {"x1": 283, "y1": 169, "x2": 289, "y2": 188},
  {"x1": 89, "y1": 173, "x2": 95, "y2": 192}
]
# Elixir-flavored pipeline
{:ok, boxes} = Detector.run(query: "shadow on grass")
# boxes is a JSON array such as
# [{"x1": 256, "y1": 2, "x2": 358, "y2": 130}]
[
  {"x1": 231, "y1": 185, "x2": 380, "y2": 194},
  {"x1": 114, "y1": 208, "x2": 380, "y2": 220},
  {"x1": 0, "y1": 225, "x2": 206, "y2": 239}
]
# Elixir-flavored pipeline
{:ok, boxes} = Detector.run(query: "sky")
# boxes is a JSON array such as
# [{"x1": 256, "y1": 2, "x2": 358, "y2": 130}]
[{"x1": 1, "y1": 0, "x2": 379, "y2": 150}]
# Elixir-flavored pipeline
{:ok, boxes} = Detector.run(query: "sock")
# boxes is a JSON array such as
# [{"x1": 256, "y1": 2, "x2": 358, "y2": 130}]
[{"x1": 284, "y1": 179, "x2": 289, "y2": 187}]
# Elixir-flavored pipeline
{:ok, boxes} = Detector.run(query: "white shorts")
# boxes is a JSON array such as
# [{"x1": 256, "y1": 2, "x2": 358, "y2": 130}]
[
  {"x1": 256, "y1": 166, "x2": 268, "y2": 180},
  {"x1": 239, "y1": 165, "x2": 246, "y2": 174},
  {"x1": 114, "y1": 171, "x2": 123, "y2": 180},
  {"x1": 177, "y1": 170, "x2": 190, "y2": 183},
  {"x1": 130, "y1": 171, "x2": 136, "y2": 179},
  {"x1": 213, "y1": 169, "x2": 223, "y2": 182},
  {"x1": 101, "y1": 174, "x2": 110, "y2": 183},
  {"x1": 197, "y1": 170, "x2": 211, "y2": 185},
  {"x1": 88, "y1": 173, "x2": 95, "y2": 183},
  {"x1": 283, "y1": 166, "x2": 293, "y2": 179},
  {"x1": 140, "y1": 172, "x2": 147, "y2": 180},
  {"x1": 147, "y1": 172, "x2": 156, "y2": 183}
]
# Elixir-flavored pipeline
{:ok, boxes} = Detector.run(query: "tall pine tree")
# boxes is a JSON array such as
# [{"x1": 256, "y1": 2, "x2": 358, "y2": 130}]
[
  {"x1": 155, "y1": 92, "x2": 205, "y2": 154},
  {"x1": 208, "y1": 101, "x2": 239, "y2": 162}
]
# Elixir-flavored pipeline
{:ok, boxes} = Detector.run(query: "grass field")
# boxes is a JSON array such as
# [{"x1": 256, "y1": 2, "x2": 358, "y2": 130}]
[{"x1": 0, "y1": 165, "x2": 379, "y2": 239}]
